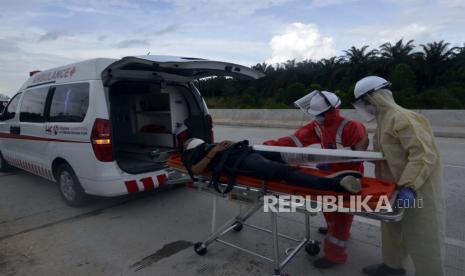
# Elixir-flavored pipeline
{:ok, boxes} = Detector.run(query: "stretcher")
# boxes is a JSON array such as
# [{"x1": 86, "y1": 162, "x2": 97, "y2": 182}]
[{"x1": 168, "y1": 155, "x2": 404, "y2": 276}]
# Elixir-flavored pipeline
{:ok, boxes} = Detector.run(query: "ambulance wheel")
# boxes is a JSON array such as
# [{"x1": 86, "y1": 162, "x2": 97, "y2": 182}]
[
  {"x1": 305, "y1": 241, "x2": 320, "y2": 256},
  {"x1": 56, "y1": 163, "x2": 89, "y2": 207},
  {"x1": 233, "y1": 222, "x2": 243, "y2": 232},
  {"x1": 194, "y1": 242, "x2": 207, "y2": 256},
  {"x1": 0, "y1": 152, "x2": 13, "y2": 172}
]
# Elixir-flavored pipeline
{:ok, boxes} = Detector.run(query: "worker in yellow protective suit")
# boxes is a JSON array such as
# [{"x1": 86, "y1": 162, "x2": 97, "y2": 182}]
[{"x1": 353, "y1": 76, "x2": 445, "y2": 276}]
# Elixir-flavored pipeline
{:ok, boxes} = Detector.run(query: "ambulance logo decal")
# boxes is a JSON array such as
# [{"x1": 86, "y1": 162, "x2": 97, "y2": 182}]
[
  {"x1": 45, "y1": 125, "x2": 88, "y2": 136},
  {"x1": 45, "y1": 125, "x2": 59, "y2": 135},
  {"x1": 33, "y1": 66, "x2": 76, "y2": 84}
]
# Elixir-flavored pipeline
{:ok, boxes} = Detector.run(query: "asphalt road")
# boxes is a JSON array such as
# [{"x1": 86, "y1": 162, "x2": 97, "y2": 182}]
[{"x1": 0, "y1": 125, "x2": 464, "y2": 276}]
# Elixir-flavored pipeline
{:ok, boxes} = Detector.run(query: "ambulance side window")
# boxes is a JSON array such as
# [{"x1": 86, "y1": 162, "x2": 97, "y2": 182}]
[
  {"x1": 49, "y1": 83, "x2": 89, "y2": 123},
  {"x1": 0, "y1": 102, "x2": 7, "y2": 113},
  {"x1": 2, "y1": 93, "x2": 22, "y2": 120},
  {"x1": 20, "y1": 87, "x2": 50, "y2": 123}
]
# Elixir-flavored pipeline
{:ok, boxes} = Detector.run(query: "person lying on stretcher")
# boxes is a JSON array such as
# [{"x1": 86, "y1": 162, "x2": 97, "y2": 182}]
[{"x1": 181, "y1": 138, "x2": 363, "y2": 194}]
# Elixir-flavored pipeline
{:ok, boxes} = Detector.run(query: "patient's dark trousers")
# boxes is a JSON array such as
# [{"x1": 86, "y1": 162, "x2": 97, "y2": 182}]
[{"x1": 227, "y1": 151, "x2": 345, "y2": 192}]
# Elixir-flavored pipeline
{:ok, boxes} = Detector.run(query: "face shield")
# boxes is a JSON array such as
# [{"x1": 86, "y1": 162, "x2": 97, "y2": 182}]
[
  {"x1": 294, "y1": 90, "x2": 339, "y2": 119},
  {"x1": 353, "y1": 94, "x2": 377, "y2": 122}
]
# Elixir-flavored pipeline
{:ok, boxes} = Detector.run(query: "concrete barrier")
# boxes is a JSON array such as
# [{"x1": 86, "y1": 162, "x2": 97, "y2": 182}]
[{"x1": 210, "y1": 109, "x2": 465, "y2": 138}]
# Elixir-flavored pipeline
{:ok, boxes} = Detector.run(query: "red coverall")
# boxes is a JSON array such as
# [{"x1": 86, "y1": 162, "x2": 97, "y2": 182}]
[{"x1": 264, "y1": 108, "x2": 366, "y2": 264}]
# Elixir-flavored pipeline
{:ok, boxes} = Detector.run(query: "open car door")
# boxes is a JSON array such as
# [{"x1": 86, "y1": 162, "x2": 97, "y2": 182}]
[{"x1": 102, "y1": 55, "x2": 264, "y2": 85}]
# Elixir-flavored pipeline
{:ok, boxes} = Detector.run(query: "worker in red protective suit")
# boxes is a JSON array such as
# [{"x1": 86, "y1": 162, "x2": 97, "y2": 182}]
[{"x1": 264, "y1": 90, "x2": 369, "y2": 269}]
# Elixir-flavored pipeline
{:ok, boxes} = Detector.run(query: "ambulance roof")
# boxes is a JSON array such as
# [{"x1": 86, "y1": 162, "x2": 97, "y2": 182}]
[
  {"x1": 18, "y1": 55, "x2": 263, "y2": 91},
  {"x1": 0, "y1": 94, "x2": 10, "y2": 101},
  {"x1": 19, "y1": 58, "x2": 117, "y2": 91}
]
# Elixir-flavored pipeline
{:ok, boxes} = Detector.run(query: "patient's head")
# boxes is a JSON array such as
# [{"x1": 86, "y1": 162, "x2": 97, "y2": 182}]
[{"x1": 184, "y1": 138, "x2": 205, "y2": 150}]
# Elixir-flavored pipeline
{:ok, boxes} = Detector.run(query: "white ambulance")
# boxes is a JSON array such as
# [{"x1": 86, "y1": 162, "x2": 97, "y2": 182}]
[{"x1": 0, "y1": 56, "x2": 263, "y2": 206}]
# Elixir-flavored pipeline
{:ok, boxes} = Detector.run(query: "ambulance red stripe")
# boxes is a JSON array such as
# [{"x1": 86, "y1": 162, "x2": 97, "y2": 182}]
[
  {"x1": 156, "y1": 174, "x2": 167, "y2": 186},
  {"x1": 140, "y1": 177, "x2": 155, "y2": 190},
  {"x1": 0, "y1": 133, "x2": 89, "y2": 143},
  {"x1": 124, "y1": 180, "x2": 139, "y2": 193}
]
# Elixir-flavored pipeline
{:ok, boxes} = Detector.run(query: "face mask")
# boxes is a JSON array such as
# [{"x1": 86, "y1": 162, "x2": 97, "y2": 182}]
[{"x1": 353, "y1": 96, "x2": 377, "y2": 122}]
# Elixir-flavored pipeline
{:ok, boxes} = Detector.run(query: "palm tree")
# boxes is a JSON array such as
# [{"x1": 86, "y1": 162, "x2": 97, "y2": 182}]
[
  {"x1": 420, "y1": 40, "x2": 457, "y2": 64},
  {"x1": 252, "y1": 62, "x2": 274, "y2": 74},
  {"x1": 449, "y1": 43, "x2": 465, "y2": 83},
  {"x1": 319, "y1": 56, "x2": 341, "y2": 69},
  {"x1": 380, "y1": 39, "x2": 415, "y2": 60},
  {"x1": 343, "y1": 45, "x2": 378, "y2": 81},
  {"x1": 314, "y1": 57, "x2": 345, "y2": 87},
  {"x1": 343, "y1": 45, "x2": 378, "y2": 64},
  {"x1": 283, "y1": 59, "x2": 296, "y2": 70},
  {"x1": 419, "y1": 40, "x2": 459, "y2": 85}
]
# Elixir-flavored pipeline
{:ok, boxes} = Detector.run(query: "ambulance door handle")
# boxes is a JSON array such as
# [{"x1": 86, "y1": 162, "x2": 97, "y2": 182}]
[{"x1": 10, "y1": 126, "x2": 20, "y2": 135}]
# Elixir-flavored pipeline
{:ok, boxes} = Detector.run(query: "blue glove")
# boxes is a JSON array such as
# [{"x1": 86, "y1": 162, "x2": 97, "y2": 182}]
[{"x1": 397, "y1": 187, "x2": 416, "y2": 208}]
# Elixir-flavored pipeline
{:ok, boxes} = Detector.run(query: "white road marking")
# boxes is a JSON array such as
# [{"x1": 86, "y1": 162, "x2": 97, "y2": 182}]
[
  {"x1": 443, "y1": 164, "x2": 465, "y2": 169},
  {"x1": 353, "y1": 216, "x2": 465, "y2": 249}
]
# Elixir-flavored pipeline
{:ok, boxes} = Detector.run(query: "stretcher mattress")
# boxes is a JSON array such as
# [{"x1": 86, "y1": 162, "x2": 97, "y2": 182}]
[{"x1": 168, "y1": 155, "x2": 396, "y2": 209}]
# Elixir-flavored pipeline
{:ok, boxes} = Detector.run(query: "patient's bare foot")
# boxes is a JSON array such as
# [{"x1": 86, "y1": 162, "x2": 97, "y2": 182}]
[
  {"x1": 339, "y1": 176, "x2": 362, "y2": 193},
  {"x1": 326, "y1": 170, "x2": 362, "y2": 193},
  {"x1": 326, "y1": 170, "x2": 362, "y2": 179}
]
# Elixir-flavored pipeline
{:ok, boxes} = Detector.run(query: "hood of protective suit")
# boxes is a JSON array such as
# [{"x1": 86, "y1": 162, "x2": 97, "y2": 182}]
[
  {"x1": 365, "y1": 88, "x2": 419, "y2": 126},
  {"x1": 366, "y1": 89, "x2": 400, "y2": 112}
]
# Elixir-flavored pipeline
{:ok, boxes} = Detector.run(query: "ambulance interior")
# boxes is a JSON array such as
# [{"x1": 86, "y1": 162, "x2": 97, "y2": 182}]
[{"x1": 109, "y1": 81, "x2": 209, "y2": 174}]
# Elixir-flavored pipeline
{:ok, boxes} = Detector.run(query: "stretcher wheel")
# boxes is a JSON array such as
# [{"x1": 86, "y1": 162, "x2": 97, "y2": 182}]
[
  {"x1": 194, "y1": 242, "x2": 207, "y2": 256},
  {"x1": 232, "y1": 222, "x2": 243, "y2": 232},
  {"x1": 305, "y1": 241, "x2": 320, "y2": 256}
]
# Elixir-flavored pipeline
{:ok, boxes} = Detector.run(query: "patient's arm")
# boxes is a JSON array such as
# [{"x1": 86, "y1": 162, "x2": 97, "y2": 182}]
[
  {"x1": 191, "y1": 154, "x2": 214, "y2": 174},
  {"x1": 190, "y1": 141, "x2": 234, "y2": 174}
]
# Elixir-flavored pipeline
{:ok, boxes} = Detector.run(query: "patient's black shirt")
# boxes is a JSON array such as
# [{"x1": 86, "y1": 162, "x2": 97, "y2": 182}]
[
  {"x1": 181, "y1": 142, "x2": 250, "y2": 172},
  {"x1": 181, "y1": 143, "x2": 217, "y2": 171}
]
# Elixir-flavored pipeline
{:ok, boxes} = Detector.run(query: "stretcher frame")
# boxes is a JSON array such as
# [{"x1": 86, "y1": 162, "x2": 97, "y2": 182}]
[{"x1": 191, "y1": 177, "x2": 404, "y2": 276}]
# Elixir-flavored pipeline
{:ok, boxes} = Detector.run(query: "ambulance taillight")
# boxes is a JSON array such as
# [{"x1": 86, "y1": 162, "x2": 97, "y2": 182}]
[{"x1": 91, "y1": 119, "x2": 114, "y2": 162}]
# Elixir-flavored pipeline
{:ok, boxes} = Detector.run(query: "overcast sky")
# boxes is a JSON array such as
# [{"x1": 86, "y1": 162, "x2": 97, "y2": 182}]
[{"x1": 1, "y1": 0, "x2": 464, "y2": 96}]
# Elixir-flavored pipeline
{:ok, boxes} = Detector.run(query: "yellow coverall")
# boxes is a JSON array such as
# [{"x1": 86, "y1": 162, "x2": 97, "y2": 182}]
[{"x1": 369, "y1": 89, "x2": 445, "y2": 276}]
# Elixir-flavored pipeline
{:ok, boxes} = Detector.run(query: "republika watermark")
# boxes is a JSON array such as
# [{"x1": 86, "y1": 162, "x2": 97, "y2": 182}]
[{"x1": 263, "y1": 195, "x2": 423, "y2": 213}]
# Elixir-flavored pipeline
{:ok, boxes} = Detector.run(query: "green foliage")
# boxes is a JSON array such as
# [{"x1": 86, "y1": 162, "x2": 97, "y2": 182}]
[
  {"x1": 420, "y1": 87, "x2": 463, "y2": 109},
  {"x1": 284, "y1": 82, "x2": 307, "y2": 104},
  {"x1": 199, "y1": 39, "x2": 465, "y2": 109},
  {"x1": 390, "y1": 63, "x2": 416, "y2": 90},
  {"x1": 334, "y1": 89, "x2": 352, "y2": 108},
  {"x1": 262, "y1": 98, "x2": 289, "y2": 109}
]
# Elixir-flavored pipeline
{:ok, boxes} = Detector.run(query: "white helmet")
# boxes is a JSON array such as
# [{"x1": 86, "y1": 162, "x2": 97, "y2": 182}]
[
  {"x1": 354, "y1": 76, "x2": 391, "y2": 100},
  {"x1": 185, "y1": 138, "x2": 205, "y2": 150},
  {"x1": 294, "y1": 90, "x2": 341, "y2": 116}
]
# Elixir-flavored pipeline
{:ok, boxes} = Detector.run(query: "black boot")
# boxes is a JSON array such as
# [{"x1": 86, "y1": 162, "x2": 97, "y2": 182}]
[
  {"x1": 313, "y1": 257, "x2": 340, "y2": 269},
  {"x1": 318, "y1": 227, "x2": 328, "y2": 235},
  {"x1": 362, "y1": 264, "x2": 406, "y2": 275}
]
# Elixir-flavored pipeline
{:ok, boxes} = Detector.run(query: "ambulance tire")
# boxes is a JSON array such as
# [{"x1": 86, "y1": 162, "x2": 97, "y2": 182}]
[
  {"x1": 56, "y1": 163, "x2": 90, "y2": 207},
  {"x1": 0, "y1": 152, "x2": 13, "y2": 172}
]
